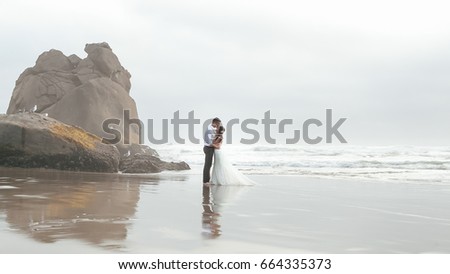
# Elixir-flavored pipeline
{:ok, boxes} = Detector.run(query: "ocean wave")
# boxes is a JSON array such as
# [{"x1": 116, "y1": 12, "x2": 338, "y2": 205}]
[
  {"x1": 253, "y1": 146, "x2": 298, "y2": 152},
  {"x1": 152, "y1": 144, "x2": 450, "y2": 184}
]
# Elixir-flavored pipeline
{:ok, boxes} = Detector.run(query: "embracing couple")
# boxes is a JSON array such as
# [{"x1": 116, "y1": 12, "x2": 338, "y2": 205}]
[{"x1": 203, "y1": 117, "x2": 255, "y2": 186}]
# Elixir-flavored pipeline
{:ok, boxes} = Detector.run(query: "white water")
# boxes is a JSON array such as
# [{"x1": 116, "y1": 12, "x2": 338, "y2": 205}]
[{"x1": 155, "y1": 144, "x2": 450, "y2": 184}]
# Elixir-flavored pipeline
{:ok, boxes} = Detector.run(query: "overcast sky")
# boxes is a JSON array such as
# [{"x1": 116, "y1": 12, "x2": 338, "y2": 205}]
[{"x1": 1, "y1": 0, "x2": 449, "y2": 146}]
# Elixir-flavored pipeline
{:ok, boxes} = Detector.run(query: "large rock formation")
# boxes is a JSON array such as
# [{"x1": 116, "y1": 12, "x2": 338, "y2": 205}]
[
  {"x1": 4, "y1": 42, "x2": 190, "y2": 174},
  {"x1": 0, "y1": 113, "x2": 120, "y2": 172},
  {"x1": 6, "y1": 42, "x2": 139, "y2": 144}
]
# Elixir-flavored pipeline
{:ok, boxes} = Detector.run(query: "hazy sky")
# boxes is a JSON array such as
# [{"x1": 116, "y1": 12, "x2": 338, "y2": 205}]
[{"x1": 1, "y1": 0, "x2": 449, "y2": 145}]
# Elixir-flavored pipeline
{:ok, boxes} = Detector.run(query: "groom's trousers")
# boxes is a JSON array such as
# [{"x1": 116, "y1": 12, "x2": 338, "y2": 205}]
[{"x1": 203, "y1": 146, "x2": 214, "y2": 183}]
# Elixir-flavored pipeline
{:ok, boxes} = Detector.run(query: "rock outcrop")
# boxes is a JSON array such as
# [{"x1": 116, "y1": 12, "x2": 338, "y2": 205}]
[
  {"x1": 0, "y1": 113, "x2": 120, "y2": 173},
  {"x1": 4, "y1": 42, "x2": 190, "y2": 174},
  {"x1": 6, "y1": 42, "x2": 139, "y2": 144},
  {"x1": 120, "y1": 154, "x2": 190, "y2": 174}
]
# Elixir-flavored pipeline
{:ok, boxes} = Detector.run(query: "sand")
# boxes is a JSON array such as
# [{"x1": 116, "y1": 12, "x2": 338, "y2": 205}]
[{"x1": 0, "y1": 167, "x2": 449, "y2": 253}]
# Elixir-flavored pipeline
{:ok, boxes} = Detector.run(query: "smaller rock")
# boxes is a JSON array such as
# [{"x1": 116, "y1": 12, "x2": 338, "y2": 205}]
[
  {"x1": 116, "y1": 143, "x2": 159, "y2": 158},
  {"x1": 119, "y1": 154, "x2": 190, "y2": 174}
]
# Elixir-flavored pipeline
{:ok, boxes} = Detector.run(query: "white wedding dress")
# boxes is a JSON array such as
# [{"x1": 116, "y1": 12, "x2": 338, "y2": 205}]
[{"x1": 211, "y1": 149, "x2": 255, "y2": 186}]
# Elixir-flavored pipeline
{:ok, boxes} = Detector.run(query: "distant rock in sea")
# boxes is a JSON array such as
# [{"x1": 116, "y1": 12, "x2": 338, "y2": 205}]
[
  {"x1": 6, "y1": 42, "x2": 139, "y2": 144},
  {"x1": 0, "y1": 113, "x2": 120, "y2": 173}
]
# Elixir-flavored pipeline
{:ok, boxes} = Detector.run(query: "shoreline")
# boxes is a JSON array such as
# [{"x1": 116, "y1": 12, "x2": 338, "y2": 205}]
[
  {"x1": 1, "y1": 164, "x2": 449, "y2": 187},
  {"x1": 1, "y1": 167, "x2": 449, "y2": 253}
]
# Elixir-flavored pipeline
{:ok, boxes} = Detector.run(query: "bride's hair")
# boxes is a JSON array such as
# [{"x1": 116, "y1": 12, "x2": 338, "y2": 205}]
[{"x1": 213, "y1": 126, "x2": 225, "y2": 144}]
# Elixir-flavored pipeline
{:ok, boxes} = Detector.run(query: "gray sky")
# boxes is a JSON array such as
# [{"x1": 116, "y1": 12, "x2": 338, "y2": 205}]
[{"x1": 1, "y1": 0, "x2": 449, "y2": 145}]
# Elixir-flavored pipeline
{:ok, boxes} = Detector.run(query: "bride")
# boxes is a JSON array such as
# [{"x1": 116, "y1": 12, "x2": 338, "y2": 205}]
[{"x1": 211, "y1": 126, "x2": 255, "y2": 186}]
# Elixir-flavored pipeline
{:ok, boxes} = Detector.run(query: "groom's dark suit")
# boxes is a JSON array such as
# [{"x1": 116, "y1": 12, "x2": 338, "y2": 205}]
[{"x1": 203, "y1": 124, "x2": 215, "y2": 183}]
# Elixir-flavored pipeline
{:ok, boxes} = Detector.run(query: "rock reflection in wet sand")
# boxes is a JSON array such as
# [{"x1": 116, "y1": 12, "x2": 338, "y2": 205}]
[{"x1": 0, "y1": 167, "x2": 159, "y2": 250}]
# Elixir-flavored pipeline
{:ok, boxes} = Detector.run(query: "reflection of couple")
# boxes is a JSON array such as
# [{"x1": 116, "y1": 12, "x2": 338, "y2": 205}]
[
  {"x1": 202, "y1": 184, "x2": 251, "y2": 239},
  {"x1": 203, "y1": 117, "x2": 255, "y2": 186}
]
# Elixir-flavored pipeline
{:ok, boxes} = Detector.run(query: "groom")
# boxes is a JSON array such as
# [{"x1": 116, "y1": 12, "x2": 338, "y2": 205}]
[{"x1": 203, "y1": 117, "x2": 221, "y2": 184}]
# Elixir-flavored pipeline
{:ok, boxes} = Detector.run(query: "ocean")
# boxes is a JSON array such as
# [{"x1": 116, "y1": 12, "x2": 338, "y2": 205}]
[
  {"x1": 1, "y1": 146, "x2": 450, "y2": 253},
  {"x1": 155, "y1": 144, "x2": 450, "y2": 185}
]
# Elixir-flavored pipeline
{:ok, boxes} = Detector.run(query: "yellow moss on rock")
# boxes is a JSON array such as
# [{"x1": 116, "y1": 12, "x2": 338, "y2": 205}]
[{"x1": 49, "y1": 123, "x2": 101, "y2": 150}]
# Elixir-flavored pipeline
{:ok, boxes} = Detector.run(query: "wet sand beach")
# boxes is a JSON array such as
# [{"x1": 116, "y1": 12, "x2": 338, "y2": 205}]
[{"x1": 0, "y1": 167, "x2": 449, "y2": 253}]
